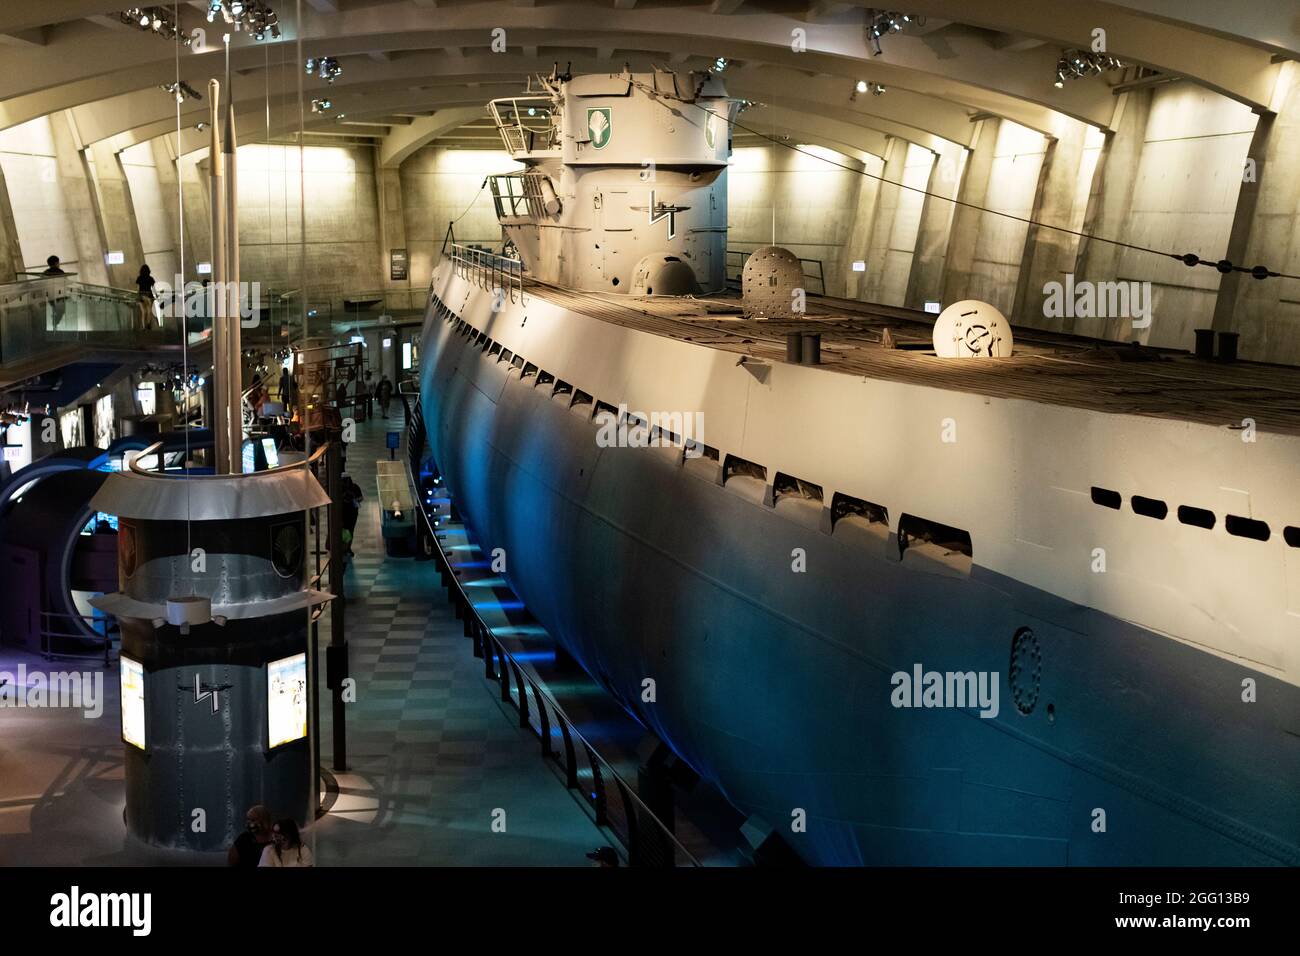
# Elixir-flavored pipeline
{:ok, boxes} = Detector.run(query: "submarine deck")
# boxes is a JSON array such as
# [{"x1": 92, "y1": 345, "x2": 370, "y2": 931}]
[{"x1": 522, "y1": 281, "x2": 1300, "y2": 437}]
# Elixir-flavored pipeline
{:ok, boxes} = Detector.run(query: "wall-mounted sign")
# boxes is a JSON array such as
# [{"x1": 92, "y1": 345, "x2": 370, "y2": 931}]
[
  {"x1": 104, "y1": 250, "x2": 125, "y2": 265},
  {"x1": 120, "y1": 656, "x2": 146, "y2": 750},
  {"x1": 267, "y1": 653, "x2": 307, "y2": 749},
  {"x1": 196, "y1": 261, "x2": 212, "y2": 275},
  {"x1": 401, "y1": 341, "x2": 412, "y2": 370},
  {"x1": 851, "y1": 260, "x2": 866, "y2": 272},
  {"x1": 924, "y1": 301, "x2": 942, "y2": 314},
  {"x1": 390, "y1": 248, "x2": 408, "y2": 282}
]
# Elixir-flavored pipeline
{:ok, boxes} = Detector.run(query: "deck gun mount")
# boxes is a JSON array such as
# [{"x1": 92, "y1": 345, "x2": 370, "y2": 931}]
[{"x1": 487, "y1": 68, "x2": 737, "y2": 295}]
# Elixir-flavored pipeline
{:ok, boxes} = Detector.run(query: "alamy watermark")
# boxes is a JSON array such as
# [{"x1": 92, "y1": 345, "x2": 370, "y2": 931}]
[
  {"x1": 890, "y1": 663, "x2": 999, "y2": 719},
  {"x1": 0, "y1": 666, "x2": 104, "y2": 718},
  {"x1": 152, "y1": 275, "x2": 262, "y2": 328},
  {"x1": 595, "y1": 404, "x2": 705, "y2": 457},
  {"x1": 1043, "y1": 274, "x2": 1151, "y2": 329}
]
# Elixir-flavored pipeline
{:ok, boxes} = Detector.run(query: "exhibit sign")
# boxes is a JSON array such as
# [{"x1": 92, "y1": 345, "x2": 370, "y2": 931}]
[
  {"x1": 267, "y1": 652, "x2": 307, "y2": 749},
  {"x1": 390, "y1": 248, "x2": 408, "y2": 282},
  {"x1": 120, "y1": 655, "x2": 146, "y2": 750}
]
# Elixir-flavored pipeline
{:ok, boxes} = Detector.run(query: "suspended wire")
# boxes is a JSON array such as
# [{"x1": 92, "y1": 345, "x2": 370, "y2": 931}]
[
  {"x1": 173, "y1": 3, "x2": 192, "y2": 580},
  {"x1": 630, "y1": 78, "x2": 1300, "y2": 283}
]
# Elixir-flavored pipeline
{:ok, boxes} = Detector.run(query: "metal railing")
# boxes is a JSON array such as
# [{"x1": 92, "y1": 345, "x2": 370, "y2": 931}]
[
  {"x1": 401, "y1": 387, "x2": 698, "y2": 867},
  {"x1": 725, "y1": 249, "x2": 827, "y2": 295},
  {"x1": 447, "y1": 242, "x2": 526, "y2": 306},
  {"x1": 39, "y1": 610, "x2": 117, "y2": 665},
  {"x1": 487, "y1": 95, "x2": 561, "y2": 155},
  {"x1": 0, "y1": 276, "x2": 160, "y2": 367}
]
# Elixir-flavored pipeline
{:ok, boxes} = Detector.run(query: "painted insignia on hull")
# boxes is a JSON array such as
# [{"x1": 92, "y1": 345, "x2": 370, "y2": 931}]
[{"x1": 587, "y1": 107, "x2": 612, "y2": 149}]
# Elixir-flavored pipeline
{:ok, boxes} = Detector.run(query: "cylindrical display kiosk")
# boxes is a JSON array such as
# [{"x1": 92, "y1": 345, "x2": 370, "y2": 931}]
[{"x1": 90, "y1": 451, "x2": 332, "y2": 851}]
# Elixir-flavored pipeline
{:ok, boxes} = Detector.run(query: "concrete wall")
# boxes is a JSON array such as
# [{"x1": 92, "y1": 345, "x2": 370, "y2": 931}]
[
  {"x1": 3, "y1": 78, "x2": 1300, "y2": 366},
  {"x1": 728, "y1": 143, "x2": 868, "y2": 295},
  {"x1": 399, "y1": 145, "x2": 520, "y2": 292},
  {"x1": 0, "y1": 116, "x2": 88, "y2": 276}
]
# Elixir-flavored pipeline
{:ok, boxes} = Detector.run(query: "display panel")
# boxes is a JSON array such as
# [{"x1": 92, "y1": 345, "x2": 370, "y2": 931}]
[
  {"x1": 120, "y1": 655, "x2": 146, "y2": 750},
  {"x1": 267, "y1": 653, "x2": 307, "y2": 749},
  {"x1": 241, "y1": 439, "x2": 256, "y2": 474},
  {"x1": 261, "y1": 437, "x2": 279, "y2": 468}
]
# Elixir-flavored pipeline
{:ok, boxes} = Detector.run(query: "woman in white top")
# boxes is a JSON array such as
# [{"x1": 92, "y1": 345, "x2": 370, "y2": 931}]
[{"x1": 258, "y1": 818, "x2": 314, "y2": 867}]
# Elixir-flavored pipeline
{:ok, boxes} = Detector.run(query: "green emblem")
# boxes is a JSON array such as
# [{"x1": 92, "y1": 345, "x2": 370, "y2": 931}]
[{"x1": 587, "y1": 107, "x2": 612, "y2": 149}]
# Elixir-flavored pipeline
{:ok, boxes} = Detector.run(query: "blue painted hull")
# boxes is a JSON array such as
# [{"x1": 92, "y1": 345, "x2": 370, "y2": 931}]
[{"x1": 420, "y1": 304, "x2": 1300, "y2": 867}]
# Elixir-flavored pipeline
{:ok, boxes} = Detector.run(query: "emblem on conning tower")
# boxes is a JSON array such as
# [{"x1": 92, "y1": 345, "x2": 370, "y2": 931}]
[
  {"x1": 704, "y1": 115, "x2": 715, "y2": 149},
  {"x1": 587, "y1": 107, "x2": 612, "y2": 149}
]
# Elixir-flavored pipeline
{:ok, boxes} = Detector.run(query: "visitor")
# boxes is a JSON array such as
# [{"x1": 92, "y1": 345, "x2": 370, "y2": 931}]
[
  {"x1": 42, "y1": 255, "x2": 67, "y2": 329},
  {"x1": 376, "y1": 374, "x2": 393, "y2": 418},
  {"x1": 135, "y1": 264, "x2": 156, "y2": 332},
  {"x1": 360, "y1": 369, "x2": 373, "y2": 420},
  {"x1": 227, "y1": 805, "x2": 274, "y2": 868},
  {"x1": 340, "y1": 471, "x2": 363, "y2": 556},
  {"x1": 258, "y1": 818, "x2": 314, "y2": 867},
  {"x1": 279, "y1": 366, "x2": 292, "y2": 406}
]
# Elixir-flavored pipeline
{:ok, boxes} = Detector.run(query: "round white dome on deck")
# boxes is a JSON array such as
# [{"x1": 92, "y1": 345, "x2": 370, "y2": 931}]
[
  {"x1": 931, "y1": 299, "x2": 1014, "y2": 357},
  {"x1": 742, "y1": 246, "x2": 803, "y2": 318},
  {"x1": 630, "y1": 253, "x2": 702, "y2": 296}
]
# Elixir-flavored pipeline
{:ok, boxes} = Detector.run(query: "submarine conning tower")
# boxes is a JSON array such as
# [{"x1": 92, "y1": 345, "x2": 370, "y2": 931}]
[{"x1": 487, "y1": 69, "x2": 737, "y2": 295}]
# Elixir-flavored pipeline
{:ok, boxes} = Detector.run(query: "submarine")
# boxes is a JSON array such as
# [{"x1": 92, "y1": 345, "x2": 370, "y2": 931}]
[{"x1": 417, "y1": 67, "x2": 1300, "y2": 866}]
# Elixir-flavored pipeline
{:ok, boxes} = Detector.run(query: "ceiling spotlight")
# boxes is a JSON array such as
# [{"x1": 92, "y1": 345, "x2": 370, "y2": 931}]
[
  {"x1": 311, "y1": 98, "x2": 333, "y2": 113},
  {"x1": 855, "y1": 79, "x2": 869, "y2": 93},
  {"x1": 306, "y1": 55, "x2": 343, "y2": 83},
  {"x1": 162, "y1": 80, "x2": 202, "y2": 103},
  {"x1": 865, "y1": 9, "x2": 923, "y2": 56},
  {"x1": 712, "y1": 56, "x2": 728, "y2": 73},
  {"x1": 195, "y1": 122, "x2": 207, "y2": 131},
  {"x1": 1053, "y1": 49, "x2": 1124, "y2": 87}
]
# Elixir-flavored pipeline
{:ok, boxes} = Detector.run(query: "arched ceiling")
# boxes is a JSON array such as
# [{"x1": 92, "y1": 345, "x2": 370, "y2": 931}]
[{"x1": 0, "y1": 0, "x2": 1295, "y2": 164}]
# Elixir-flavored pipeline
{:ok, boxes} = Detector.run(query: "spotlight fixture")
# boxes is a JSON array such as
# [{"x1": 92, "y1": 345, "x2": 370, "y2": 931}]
[
  {"x1": 119, "y1": 7, "x2": 195, "y2": 46},
  {"x1": 311, "y1": 98, "x2": 333, "y2": 113},
  {"x1": 865, "y1": 9, "x2": 923, "y2": 56},
  {"x1": 711, "y1": 56, "x2": 728, "y2": 74},
  {"x1": 305, "y1": 56, "x2": 343, "y2": 83},
  {"x1": 195, "y1": 122, "x2": 207, "y2": 132},
  {"x1": 1053, "y1": 49, "x2": 1124, "y2": 87},
  {"x1": 851, "y1": 79, "x2": 886, "y2": 100},
  {"x1": 162, "y1": 80, "x2": 203, "y2": 103},
  {"x1": 205, "y1": 1, "x2": 279, "y2": 40}
]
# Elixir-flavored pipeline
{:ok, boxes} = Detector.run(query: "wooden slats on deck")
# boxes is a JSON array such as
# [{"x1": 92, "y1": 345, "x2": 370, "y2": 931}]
[{"x1": 526, "y1": 281, "x2": 1300, "y2": 436}]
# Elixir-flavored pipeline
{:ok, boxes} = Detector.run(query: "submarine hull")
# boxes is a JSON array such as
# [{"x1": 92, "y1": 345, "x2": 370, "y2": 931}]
[{"x1": 418, "y1": 269, "x2": 1300, "y2": 866}]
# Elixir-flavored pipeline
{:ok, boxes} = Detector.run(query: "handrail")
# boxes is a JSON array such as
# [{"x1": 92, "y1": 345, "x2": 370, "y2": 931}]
[
  {"x1": 446, "y1": 242, "x2": 525, "y2": 306},
  {"x1": 127, "y1": 437, "x2": 328, "y2": 479},
  {"x1": 402, "y1": 391, "x2": 698, "y2": 866}
]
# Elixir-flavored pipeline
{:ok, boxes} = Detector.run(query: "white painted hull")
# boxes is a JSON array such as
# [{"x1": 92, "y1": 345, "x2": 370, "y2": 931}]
[{"x1": 419, "y1": 262, "x2": 1300, "y2": 865}]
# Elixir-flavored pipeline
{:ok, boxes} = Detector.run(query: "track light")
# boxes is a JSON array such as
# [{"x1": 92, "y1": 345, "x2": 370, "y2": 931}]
[
  {"x1": 1053, "y1": 49, "x2": 1124, "y2": 87},
  {"x1": 306, "y1": 56, "x2": 343, "y2": 83},
  {"x1": 865, "y1": 9, "x2": 922, "y2": 55},
  {"x1": 311, "y1": 98, "x2": 333, "y2": 113},
  {"x1": 203, "y1": 1, "x2": 279, "y2": 39},
  {"x1": 711, "y1": 56, "x2": 728, "y2": 73},
  {"x1": 162, "y1": 80, "x2": 202, "y2": 103}
]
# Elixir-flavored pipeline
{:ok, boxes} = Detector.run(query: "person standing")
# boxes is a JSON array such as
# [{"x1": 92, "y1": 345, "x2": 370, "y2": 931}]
[
  {"x1": 135, "y1": 264, "x2": 156, "y2": 332},
  {"x1": 362, "y1": 369, "x2": 374, "y2": 419},
  {"x1": 258, "y1": 818, "x2": 314, "y2": 867},
  {"x1": 376, "y1": 374, "x2": 393, "y2": 418},
  {"x1": 228, "y1": 805, "x2": 275, "y2": 868},
  {"x1": 42, "y1": 255, "x2": 67, "y2": 329}
]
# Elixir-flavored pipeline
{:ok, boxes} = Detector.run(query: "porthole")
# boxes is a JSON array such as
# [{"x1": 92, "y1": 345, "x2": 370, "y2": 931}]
[
  {"x1": 1225, "y1": 515, "x2": 1269, "y2": 541},
  {"x1": 1009, "y1": 626, "x2": 1041, "y2": 716},
  {"x1": 1090, "y1": 487, "x2": 1121, "y2": 509}
]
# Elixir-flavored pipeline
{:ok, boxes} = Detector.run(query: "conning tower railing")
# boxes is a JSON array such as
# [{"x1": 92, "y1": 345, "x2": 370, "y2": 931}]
[
  {"x1": 487, "y1": 95, "x2": 561, "y2": 156},
  {"x1": 447, "y1": 242, "x2": 525, "y2": 306},
  {"x1": 400, "y1": 385, "x2": 700, "y2": 867}
]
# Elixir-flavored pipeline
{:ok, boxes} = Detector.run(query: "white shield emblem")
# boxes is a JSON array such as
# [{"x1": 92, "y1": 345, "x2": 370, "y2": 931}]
[{"x1": 587, "y1": 108, "x2": 612, "y2": 149}]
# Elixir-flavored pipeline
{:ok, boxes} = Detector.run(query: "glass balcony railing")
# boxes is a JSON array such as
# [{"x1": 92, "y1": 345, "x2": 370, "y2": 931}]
[{"x1": 0, "y1": 276, "x2": 160, "y2": 368}]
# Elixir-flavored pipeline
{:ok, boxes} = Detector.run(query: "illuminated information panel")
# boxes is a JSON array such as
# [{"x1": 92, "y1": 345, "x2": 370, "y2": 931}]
[
  {"x1": 120, "y1": 656, "x2": 146, "y2": 750},
  {"x1": 267, "y1": 653, "x2": 307, "y2": 749}
]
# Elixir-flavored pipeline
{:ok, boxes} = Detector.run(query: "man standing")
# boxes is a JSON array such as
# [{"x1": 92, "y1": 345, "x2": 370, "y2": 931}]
[
  {"x1": 376, "y1": 374, "x2": 394, "y2": 418},
  {"x1": 42, "y1": 255, "x2": 67, "y2": 329}
]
